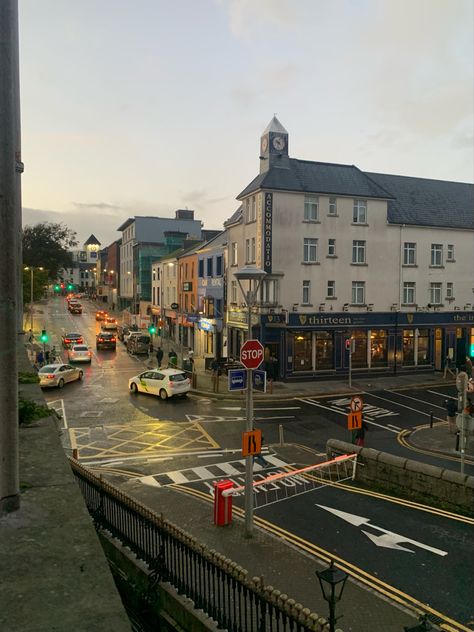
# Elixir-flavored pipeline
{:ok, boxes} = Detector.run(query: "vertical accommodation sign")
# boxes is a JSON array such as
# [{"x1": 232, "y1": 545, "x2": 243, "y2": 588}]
[{"x1": 264, "y1": 192, "x2": 273, "y2": 273}]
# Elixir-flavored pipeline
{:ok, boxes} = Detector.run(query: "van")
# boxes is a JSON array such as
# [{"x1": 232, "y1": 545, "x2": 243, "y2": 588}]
[{"x1": 127, "y1": 333, "x2": 151, "y2": 355}]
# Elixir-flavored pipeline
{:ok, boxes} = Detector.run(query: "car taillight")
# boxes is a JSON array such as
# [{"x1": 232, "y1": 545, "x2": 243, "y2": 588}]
[
  {"x1": 111, "y1": 338, "x2": 116, "y2": 342},
  {"x1": 46, "y1": 374, "x2": 55, "y2": 379},
  {"x1": 88, "y1": 351, "x2": 92, "y2": 356}
]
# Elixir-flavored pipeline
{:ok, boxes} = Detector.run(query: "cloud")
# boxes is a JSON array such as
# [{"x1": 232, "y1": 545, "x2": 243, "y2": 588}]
[
  {"x1": 73, "y1": 201, "x2": 122, "y2": 211},
  {"x1": 216, "y1": 0, "x2": 299, "y2": 39}
]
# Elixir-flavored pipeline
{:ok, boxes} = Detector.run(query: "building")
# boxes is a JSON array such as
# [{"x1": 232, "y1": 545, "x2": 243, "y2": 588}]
[
  {"x1": 60, "y1": 234, "x2": 101, "y2": 292},
  {"x1": 225, "y1": 116, "x2": 474, "y2": 380},
  {"x1": 96, "y1": 239, "x2": 121, "y2": 307}
]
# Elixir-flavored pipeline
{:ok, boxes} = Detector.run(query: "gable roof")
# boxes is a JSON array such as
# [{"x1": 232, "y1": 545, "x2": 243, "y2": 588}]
[
  {"x1": 365, "y1": 172, "x2": 474, "y2": 230},
  {"x1": 237, "y1": 159, "x2": 394, "y2": 200},
  {"x1": 84, "y1": 234, "x2": 101, "y2": 246}
]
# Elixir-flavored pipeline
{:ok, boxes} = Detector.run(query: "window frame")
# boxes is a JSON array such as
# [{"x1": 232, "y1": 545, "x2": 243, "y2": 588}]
[
  {"x1": 403, "y1": 282, "x2": 416, "y2": 305},
  {"x1": 352, "y1": 199, "x2": 367, "y2": 224},
  {"x1": 302, "y1": 280, "x2": 311, "y2": 305},
  {"x1": 328, "y1": 238, "x2": 336, "y2": 257},
  {"x1": 403, "y1": 242, "x2": 416, "y2": 266},
  {"x1": 429, "y1": 282, "x2": 442, "y2": 305},
  {"x1": 352, "y1": 240, "x2": 366, "y2": 264},
  {"x1": 326, "y1": 280, "x2": 336, "y2": 299},
  {"x1": 446, "y1": 244, "x2": 455, "y2": 262},
  {"x1": 231, "y1": 242, "x2": 238, "y2": 266},
  {"x1": 351, "y1": 281, "x2": 365, "y2": 305},
  {"x1": 328, "y1": 197, "x2": 337, "y2": 216},
  {"x1": 303, "y1": 238, "x2": 318, "y2": 263},
  {"x1": 304, "y1": 195, "x2": 319, "y2": 222},
  {"x1": 430, "y1": 244, "x2": 443, "y2": 267}
]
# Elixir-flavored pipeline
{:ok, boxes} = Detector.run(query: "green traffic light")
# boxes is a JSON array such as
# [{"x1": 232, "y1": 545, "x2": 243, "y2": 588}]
[
  {"x1": 67, "y1": 284, "x2": 74, "y2": 291},
  {"x1": 40, "y1": 330, "x2": 48, "y2": 343},
  {"x1": 149, "y1": 325, "x2": 157, "y2": 335}
]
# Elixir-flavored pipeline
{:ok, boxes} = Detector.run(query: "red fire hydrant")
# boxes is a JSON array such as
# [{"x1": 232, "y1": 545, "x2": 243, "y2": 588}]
[{"x1": 213, "y1": 480, "x2": 234, "y2": 526}]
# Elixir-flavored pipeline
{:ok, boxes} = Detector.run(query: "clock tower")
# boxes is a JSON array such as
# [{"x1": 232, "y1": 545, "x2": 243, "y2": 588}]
[{"x1": 259, "y1": 115, "x2": 289, "y2": 174}]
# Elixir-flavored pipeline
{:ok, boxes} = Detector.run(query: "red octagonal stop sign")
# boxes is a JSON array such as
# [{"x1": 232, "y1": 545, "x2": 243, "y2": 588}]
[{"x1": 240, "y1": 339, "x2": 264, "y2": 369}]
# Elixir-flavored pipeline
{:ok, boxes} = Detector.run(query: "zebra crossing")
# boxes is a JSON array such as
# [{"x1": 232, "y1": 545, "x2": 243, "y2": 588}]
[{"x1": 137, "y1": 453, "x2": 289, "y2": 488}]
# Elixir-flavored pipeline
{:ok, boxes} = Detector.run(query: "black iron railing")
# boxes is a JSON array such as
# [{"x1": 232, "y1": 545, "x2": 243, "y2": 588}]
[{"x1": 70, "y1": 459, "x2": 327, "y2": 632}]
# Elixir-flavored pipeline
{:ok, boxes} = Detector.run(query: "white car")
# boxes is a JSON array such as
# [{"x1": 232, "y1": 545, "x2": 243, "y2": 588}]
[
  {"x1": 128, "y1": 368, "x2": 190, "y2": 400},
  {"x1": 68, "y1": 344, "x2": 92, "y2": 363},
  {"x1": 38, "y1": 363, "x2": 83, "y2": 388}
]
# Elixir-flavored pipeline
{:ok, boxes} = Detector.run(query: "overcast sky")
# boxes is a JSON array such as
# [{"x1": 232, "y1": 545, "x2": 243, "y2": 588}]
[{"x1": 19, "y1": 0, "x2": 473, "y2": 247}]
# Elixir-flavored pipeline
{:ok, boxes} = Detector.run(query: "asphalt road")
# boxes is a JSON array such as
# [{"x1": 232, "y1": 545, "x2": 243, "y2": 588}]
[{"x1": 38, "y1": 296, "x2": 474, "y2": 628}]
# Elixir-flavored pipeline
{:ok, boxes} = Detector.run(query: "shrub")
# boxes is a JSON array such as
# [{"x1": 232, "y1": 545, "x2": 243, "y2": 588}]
[{"x1": 18, "y1": 396, "x2": 51, "y2": 425}]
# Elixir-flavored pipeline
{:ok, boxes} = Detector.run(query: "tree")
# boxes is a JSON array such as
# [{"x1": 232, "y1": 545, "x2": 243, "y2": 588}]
[
  {"x1": 22, "y1": 222, "x2": 78, "y2": 279},
  {"x1": 22, "y1": 268, "x2": 49, "y2": 305}
]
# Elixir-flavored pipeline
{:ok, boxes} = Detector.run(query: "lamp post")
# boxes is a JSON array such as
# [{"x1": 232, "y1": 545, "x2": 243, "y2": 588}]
[
  {"x1": 24, "y1": 266, "x2": 43, "y2": 332},
  {"x1": 234, "y1": 265, "x2": 266, "y2": 538},
  {"x1": 316, "y1": 559, "x2": 348, "y2": 632}
]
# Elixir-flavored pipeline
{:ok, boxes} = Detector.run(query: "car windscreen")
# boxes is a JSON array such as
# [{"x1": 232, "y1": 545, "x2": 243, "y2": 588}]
[
  {"x1": 169, "y1": 373, "x2": 186, "y2": 382},
  {"x1": 135, "y1": 336, "x2": 151, "y2": 343},
  {"x1": 39, "y1": 365, "x2": 59, "y2": 373}
]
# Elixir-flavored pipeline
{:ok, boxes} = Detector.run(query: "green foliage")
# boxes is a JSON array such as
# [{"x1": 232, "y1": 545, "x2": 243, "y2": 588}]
[
  {"x1": 18, "y1": 371, "x2": 40, "y2": 384},
  {"x1": 22, "y1": 221, "x2": 78, "y2": 279},
  {"x1": 18, "y1": 396, "x2": 51, "y2": 425},
  {"x1": 22, "y1": 267, "x2": 49, "y2": 304}
]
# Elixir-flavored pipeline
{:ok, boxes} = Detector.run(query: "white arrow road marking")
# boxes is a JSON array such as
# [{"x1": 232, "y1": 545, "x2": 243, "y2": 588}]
[{"x1": 316, "y1": 504, "x2": 448, "y2": 556}]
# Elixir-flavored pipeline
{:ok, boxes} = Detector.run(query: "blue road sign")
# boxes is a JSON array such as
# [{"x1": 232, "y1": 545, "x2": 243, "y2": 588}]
[
  {"x1": 228, "y1": 369, "x2": 247, "y2": 391},
  {"x1": 253, "y1": 369, "x2": 267, "y2": 393}
]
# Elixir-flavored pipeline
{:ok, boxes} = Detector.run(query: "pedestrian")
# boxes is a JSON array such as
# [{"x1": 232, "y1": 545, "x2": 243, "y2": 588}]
[
  {"x1": 354, "y1": 419, "x2": 369, "y2": 446},
  {"x1": 156, "y1": 347, "x2": 164, "y2": 368},
  {"x1": 44, "y1": 349, "x2": 50, "y2": 364},
  {"x1": 444, "y1": 398, "x2": 457, "y2": 434},
  {"x1": 253, "y1": 432, "x2": 270, "y2": 468},
  {"x1": 149, "y1": 339, "x2": 154, "y2": 356},
  {"x1": 27, "y1": 328, "x2": 34, "y2": 343},
  {"x1": 465, "y1": 356, "x2": 473, "y2": 379},
  {"x1": 50, "y1": 345, "x2": 57, "y2": 363},
  {"x1": 36, "y1": 349, "x2": 44, "y2": 367}
]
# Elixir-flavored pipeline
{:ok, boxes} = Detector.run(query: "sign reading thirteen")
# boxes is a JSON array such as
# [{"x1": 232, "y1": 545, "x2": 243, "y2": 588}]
[{"x1": 240, "y1": 339, "x2": 264, "y2": 370}]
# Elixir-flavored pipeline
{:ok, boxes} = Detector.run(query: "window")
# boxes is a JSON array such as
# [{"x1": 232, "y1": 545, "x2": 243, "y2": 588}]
[
  {"x1": 327, "y1": 280, "x2": 336, "y2": 298},
  {"x1": 207, "y1": 257, "x2": 213, "y2": 276},
  {"x1": 260, "y1": 279, "x2": 278, "y2": 304},
  {"x1": 302, "y1": 280, "x2": 311, "y2": 304},
  {"x1": 353, "y1": 199, "x2": 367, "y2": 224},
  {"x1": 303, "y1": 238, "x2": 318, "y2": 263},
  {"x1": 446, "y1": 282, "x2": 454, "y2": 298},
  {"x1": 447, "y1": 244, "x2": 455, "y2": 261},
  {"x1": 328, "y1": 239, "x2": 336, "y2": 257},
  {"x1": 231, "y1": 280, "x2": 237, "y2": 303},
  {"x1": 429, "y1": 282, "x2": 442, "y2": 304},
  {"x1": 245, "y1": 239, "x2": 250, "y2": 263},
  {"x1": 403, "y1": 243, "x2": 416, "y2": 266},
  {"x1": 403, "y1": 282, "x2": 416, "y2": 305},
  {"x1": 216, "y1": 255, "x2": 223, "y2": 276},
  {"x1": 231, "y1": 242, "x2": 238, "y2": 266},
  {"x1": 329, "y1": 197, "x2": 337, "y2": 215},
  {"x1": 251, "y1": 237, "x2": 256, "y2": 263},
  {"x1": 352, "y1": 240, "x2": 366, "y2": 264},
  {"x1": 304, "y1": 195, "x2": 318, "y2": 221},
  {"x1": 246, "y1": 196, "x2": 256, "y2": 222},
  {"x1": 198, "y1": 259, "x2": 204, "y2": 278},
  {"x1": 430, "y1": 244, "x2": 443, "y2": 267},
  {"x1": 352, "y1": 281, "x2": 365, "y2": 304}
]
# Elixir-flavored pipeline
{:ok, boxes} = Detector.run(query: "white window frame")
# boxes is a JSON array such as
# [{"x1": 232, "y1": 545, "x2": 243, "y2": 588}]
[
  {"x1": 231, "y1": 242, "x2": 238, "y2": 266},
  {"x1": 353, "y1": 199, "x2": 367, "y2": 224},
  {"x1": 303, "y1": 238, "x2": 318, "y2": 263},
  {"x1": 429, "y1": 282, "x2": 442, "y2": 304},
  {"x1": 251, "y1": 237, "x2": 256, "y2": 263},
  {"x1": 245, "y1": 239, "x2": 250, "y2": 264},
  {"x1": 304, "y1": 195, "x2": 318, "y2": 221},
  {"x1": 231, "y1": 280, "x2": 237, "y2": 303},
  {"x1": 352, "y1": 240, "x2": 366, "y2": 264},
  {"x1": 447, "y1": 244, "x2": 455, "y2": 262},
  {"x1": 352, "y1": 281, "x2": 365, "y2": 305},
  {"x1": 328, "y1": 238, "x2": 336, "y2": 257},
  {"x1": 260, "y1": 278, "x2": 278, "y2": 304},
  {"x1": 430, "y1": 244, "x2": 443, "y2": 267},
  {"x1": 403, "y1": 282, "x2": 416, "y2": 305},
  {"x1": 403, "y1": 242, "x2": 416, "y2": 266},
  {"x1": 327, "y1": 281, "x2": 335, "y2": 298},
  {"x1": 446, "y1": 282, "x2": 454, "y2": 299},
  {"x1": 329, "y1": 197, "x2": 337, "y2": 215},
  {"x1": 302, "y1": 280, "x2": 311, "y2": 304}
]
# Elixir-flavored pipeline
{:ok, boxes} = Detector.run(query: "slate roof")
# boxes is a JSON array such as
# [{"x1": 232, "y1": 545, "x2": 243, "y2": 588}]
[
  {"x1": 237, "y1": 159, "x2": 394, "y2": 200},
  {"x1": 262, "y1": 115, "x2": 288, "y2": 135},
  {"x1": 84, "y1": 234, "x2": 101, "y2": 246},
  {"x1": 365, "y1": 172, "x2": 474, "y2": 230},
  {"x1": 224, "y1": 206, "x2": 243, "y2": 227}
]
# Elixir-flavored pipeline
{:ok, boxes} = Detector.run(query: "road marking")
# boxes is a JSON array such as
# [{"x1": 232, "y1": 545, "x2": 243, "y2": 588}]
[
  {"x1": 427, "y1": 390, "x2": 456, "y2": 400},
  {"x1": 362, "y1": 392, "x2": 445, "y2": 421},
  {"x1": 316, "y1": 505, "x2": 448, "y2": 556},
  {"x1": 297, "y1": 399, "x2": 399, "y2": 433},
  {"x1": 387, "y1": 424, "x2": 402, "y2": 430},
  {"x1": 219, "y1": 406, "x2": 301, "y2": 411},
  {"x1": 384, "y1": 389, "x2": 446, "y2": 411}
]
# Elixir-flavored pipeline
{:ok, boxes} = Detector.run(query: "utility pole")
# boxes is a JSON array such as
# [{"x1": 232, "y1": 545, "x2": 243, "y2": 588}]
[
  {"x1": 456, "y1": 370, "x2": 468, "y2": 475},
  {"x1": 0, "y1": 0, "x2": 21, "y2": 513}
]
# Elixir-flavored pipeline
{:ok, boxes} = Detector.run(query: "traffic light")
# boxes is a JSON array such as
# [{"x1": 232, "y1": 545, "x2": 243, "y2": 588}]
[
  {"x1": 67, "y1": 284, "x2": 74, "y2": 291},
  {"x1": 40, "y1": 329, "x2": 48, "y2": 343},
  {"x1": 54, "y1": 284, "x2": 60, "y2": 292},
  {"x1": 148, "y1": 324, "x2": 157, "y2": 335}
]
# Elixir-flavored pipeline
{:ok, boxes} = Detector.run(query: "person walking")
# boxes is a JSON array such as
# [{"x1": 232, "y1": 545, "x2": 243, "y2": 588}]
[
  {"x1": 355, "y1": 419, "x2": 369, "y2": 446},
  {"x1": 465, "y1": 356, "x2": 473, "y2": 379},
  {"x1": 253, "y1": 432, "x2": 270, "y2": 468},
  {"x1": 156, "y1": 347, "x2": 164, "y2": 368},
  {"x1": 27, "y1": 328, "x2": 34, "y2": 343}
]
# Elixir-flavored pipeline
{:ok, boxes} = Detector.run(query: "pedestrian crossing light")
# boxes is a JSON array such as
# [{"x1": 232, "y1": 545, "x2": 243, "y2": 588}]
[
  {"x1": 148, "y1": 324, "x2": 157, "y2": 335},
  {"x1": 40, "y1": 330, "x2": 48, "y2": 343}
]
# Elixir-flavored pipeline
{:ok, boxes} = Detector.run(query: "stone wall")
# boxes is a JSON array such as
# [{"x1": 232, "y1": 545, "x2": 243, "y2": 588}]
[{"x1": 326, "y1": 439, "x2": 474, "y2": 514}]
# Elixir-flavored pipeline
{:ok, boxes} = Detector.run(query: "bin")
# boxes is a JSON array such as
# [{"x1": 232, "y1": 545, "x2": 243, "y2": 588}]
[{"x1": 213, "y1": 480, "x2": 234, "y2": 526}]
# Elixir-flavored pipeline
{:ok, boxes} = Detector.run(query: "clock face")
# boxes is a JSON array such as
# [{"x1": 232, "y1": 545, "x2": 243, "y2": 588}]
[
  {"x1": 261, "y1": 136, "x2": 268, "y2": 153},
  {"x1": 272, "y1": 136, "x2": 285, "y2": 151}
]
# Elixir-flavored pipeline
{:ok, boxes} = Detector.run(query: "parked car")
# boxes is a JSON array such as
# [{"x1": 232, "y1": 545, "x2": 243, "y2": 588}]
[
  {"x1": 68, "y1": 302, "x2": 82, "y2": 314},
  {"x1": 117, "y1": 323, "x2": 138, "y2": 342},
  {"x1": 95, "y1": 310, "x2": 108, "y2": 321},
  {"x1": 126, "y1": 333, "x2": 151, "y2": 355},
  {"x1": 67, "y1": 344, "x2": 92, "y2": 363},
  {"x1": 128, "y1": 368, "x2": 190, "y2": 400},
  {"x1": 62, "y1": 332, "x2": 84, "y2": 348},
  {"x1": 38, "y1": 363, "x2": 83, "y2": 388},
  {"x1": 102, "y1": 316, "x2": 118, "y2": 330},
  {"x1": 96, "y1": 332, "x2": 117, "y2": 350}
]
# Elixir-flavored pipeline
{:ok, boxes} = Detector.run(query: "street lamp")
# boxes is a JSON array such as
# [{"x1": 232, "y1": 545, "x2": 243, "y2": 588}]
[
  {"x1": 24, "y1": 266, "x2": 44, "y2": 332},
  {"x1": 316, "y1": 559, "x2": 348, "y2": 632},
  {"x1": 234, "y1": 264, "x2": 267, "y2": 537}
]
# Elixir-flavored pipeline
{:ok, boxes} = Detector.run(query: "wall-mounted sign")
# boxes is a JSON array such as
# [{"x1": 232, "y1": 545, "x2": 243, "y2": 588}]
[
  {"x1": 199, "y1": 319, "x2": 214, "y2": 332},
  {"x1": 264, "y1": 192, "x2": 273, "y2": 273},
  {"x1": 183, "y1": 282, "x2": 192, "y2": 292},
  {"x1": 170, "y1": 302, "x2": 179, "y2": 310}
]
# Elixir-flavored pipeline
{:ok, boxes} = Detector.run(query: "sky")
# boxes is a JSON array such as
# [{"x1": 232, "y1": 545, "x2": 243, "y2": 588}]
[{"x1": 19, "y1": 0, "x2": 474, "y2": 247}]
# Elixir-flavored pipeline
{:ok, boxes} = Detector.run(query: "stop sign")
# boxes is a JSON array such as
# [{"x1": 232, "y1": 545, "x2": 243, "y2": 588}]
[{"x1": 240, "y1": 339, "x2": 264, "y2": 369}]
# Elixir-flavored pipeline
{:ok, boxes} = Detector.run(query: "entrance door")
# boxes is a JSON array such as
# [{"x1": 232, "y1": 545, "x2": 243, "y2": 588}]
[{"x1": 435, "y1": 328, "x2": 443, "y2": 371}]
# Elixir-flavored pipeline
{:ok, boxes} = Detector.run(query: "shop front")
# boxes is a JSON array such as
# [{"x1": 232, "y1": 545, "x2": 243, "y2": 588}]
[{"x1": 260, "y1": 311, "x2": 474, "y2": 381}]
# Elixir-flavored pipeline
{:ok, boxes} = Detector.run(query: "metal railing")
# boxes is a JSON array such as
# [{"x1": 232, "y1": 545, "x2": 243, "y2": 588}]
[{"x1": 70, "y1": 459, "x2": 328, "y2": 632}]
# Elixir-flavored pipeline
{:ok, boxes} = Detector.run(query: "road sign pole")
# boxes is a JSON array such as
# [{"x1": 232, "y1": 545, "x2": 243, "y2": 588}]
[
  {"x1": 244, "y1": 367, "x2": 254, "y2": 535},
  {"x1": 349, "y1": 346, "x2": 352, "y2": 389}
]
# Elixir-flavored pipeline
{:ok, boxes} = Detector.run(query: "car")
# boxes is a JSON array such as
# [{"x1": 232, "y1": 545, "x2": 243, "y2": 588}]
[
  {"x1": 95, "y1": 310, "x2": 108, "y2": 321},
  {"x1": 68, "y1": 302, "x2": 82, "y2": 314},
  {"x1": 38, "y1": 363, "x2": 83, "y2": 389},
  {"x1": 67, "y1": 344, "x2": 92, "y2": 363},
  {"x1": 128, "y1": 368, "x2": 190, "y2": 400},
  {"x1": 126, "y1": 333, "x2": 151, "y2": 355},
  {"x1": 117, "y1": 323, "x2": 138, "y2": 342},
  {"x1": 62, "y1": 332, "x2": 84, "y2": 348},
  {"x1": 96, "y1": 332, "x2": 117, "y2": 350},
  {"x1": 123, "y1": 329, "x2": 144, "y2": 345},
  {"x1": 102, "y1": 316, "x2": 118, "y2": 330}
]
